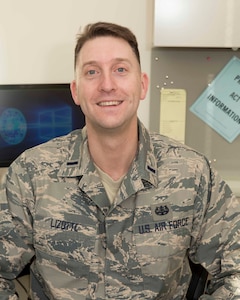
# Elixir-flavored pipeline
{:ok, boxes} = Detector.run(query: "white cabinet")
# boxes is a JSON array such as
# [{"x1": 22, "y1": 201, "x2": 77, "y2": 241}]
[{"x1": 153, "y1": 0, "x2": 240, "y2": 48}]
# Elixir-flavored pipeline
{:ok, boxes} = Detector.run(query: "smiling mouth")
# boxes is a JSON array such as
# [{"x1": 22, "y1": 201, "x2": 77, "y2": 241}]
[{"x1": 98, "y1": 101, "x2": 123, "y2": 106}]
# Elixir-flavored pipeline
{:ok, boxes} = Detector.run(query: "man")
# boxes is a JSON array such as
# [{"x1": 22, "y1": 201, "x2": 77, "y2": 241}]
[{"x1": 0, "y1": 22, "x2": 239, "y2": 299}]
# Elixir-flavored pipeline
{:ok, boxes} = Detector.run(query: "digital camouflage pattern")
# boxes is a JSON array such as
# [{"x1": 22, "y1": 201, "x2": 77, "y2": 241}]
[{"x1": 0, "y1": 121, "x2": 239, "y2": 299}]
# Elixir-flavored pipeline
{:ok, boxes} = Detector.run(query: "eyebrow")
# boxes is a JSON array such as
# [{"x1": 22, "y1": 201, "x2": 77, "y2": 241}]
[{"x1": 81, "y1": 58, "x2": 133, "y2": 69}]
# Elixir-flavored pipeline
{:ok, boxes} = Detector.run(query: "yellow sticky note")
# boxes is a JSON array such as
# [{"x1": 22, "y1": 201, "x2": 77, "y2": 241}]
[{"x1": 160, "y1": 89, "x2": 186, "y2": 143}]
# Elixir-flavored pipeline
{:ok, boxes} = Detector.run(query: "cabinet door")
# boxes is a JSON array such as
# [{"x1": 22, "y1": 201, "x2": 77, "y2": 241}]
[{"x1": 153, "y1": 0, "x2": 240, "y2": 48}]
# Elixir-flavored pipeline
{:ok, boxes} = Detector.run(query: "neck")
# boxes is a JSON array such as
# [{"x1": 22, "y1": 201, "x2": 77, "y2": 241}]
[{"x1": 87, "y1": 121, "x2": 138, "y2": 180}]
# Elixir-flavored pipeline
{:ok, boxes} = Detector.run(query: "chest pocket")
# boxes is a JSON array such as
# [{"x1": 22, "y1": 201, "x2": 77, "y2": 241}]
[
  {"x1": 133, "y1": 216, "x2": 192, "y2": 276},
  {"x1": 33, "y1": 182, "x2": 99, "y2": 278},
  {"x1": 35, "y1": 217, "x2": 97, "y2": 260}
]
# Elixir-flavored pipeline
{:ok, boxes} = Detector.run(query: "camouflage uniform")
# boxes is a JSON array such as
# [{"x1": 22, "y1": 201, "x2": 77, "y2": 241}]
[{"x1": 0, "y1": 121, "x2": 239, "y2": 299}]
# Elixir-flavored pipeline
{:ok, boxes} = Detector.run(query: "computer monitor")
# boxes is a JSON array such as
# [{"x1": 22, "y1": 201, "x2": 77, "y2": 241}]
[{"x1": 0, "y1": 83, "x2": 85, "y2": 167}]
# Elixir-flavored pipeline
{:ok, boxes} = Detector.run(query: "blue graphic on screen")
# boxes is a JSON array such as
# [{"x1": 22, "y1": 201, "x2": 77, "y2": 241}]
[
  {"x1": 0, "y1": 108, "x2": 27, "y2": 145},
  {"x1": 38, "y1": 106, "x2": 72, "y2": 140},
  {"x1": 0, "y1": 105, "x2": 72, "y2": 146}
]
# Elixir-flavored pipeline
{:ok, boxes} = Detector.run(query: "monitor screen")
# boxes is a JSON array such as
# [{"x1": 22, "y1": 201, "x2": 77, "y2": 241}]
[{"x1": 0, "y1": 83, "x2": 85, "y2": 167}]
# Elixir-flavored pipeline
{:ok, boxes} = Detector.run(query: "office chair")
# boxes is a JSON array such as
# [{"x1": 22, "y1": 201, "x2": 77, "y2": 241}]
[{"x1": 186, "y1": 260, "x2": 209, "y2": 299}]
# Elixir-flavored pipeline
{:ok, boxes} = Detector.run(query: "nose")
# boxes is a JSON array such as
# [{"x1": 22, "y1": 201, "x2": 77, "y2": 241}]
[{"x1": 98, "y1": 71, "x2": 116, "y2": 93}]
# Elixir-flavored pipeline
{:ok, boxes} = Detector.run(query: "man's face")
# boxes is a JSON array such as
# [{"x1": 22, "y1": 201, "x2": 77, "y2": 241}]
[{"x1": 71, "y1": 36, "x2": 148, "y2": 132}]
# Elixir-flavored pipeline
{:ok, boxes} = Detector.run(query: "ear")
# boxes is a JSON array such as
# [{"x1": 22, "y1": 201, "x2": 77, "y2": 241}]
[
  {"x1": 140, "y1": 72, "x2": 149, "y2": 100},
  {"x1": 70, "y1": 80, "x2": 80, "y2": 105}
]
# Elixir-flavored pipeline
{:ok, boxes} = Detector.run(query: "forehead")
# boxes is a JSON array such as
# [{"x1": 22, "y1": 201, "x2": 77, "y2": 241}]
[{"x1": 77, "y1": 36, "x2": 138, "y2": 66}]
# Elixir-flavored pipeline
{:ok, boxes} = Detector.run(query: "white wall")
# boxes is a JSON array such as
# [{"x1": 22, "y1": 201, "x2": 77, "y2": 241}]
[{"x1": 0, "y1": 0, "x2": 154, "y2": 178}]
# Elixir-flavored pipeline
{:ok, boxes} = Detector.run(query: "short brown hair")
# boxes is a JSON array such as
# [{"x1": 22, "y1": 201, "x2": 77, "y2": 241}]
[{"x1": 74, "y1": 22, "x2": 141, "y2": 69}]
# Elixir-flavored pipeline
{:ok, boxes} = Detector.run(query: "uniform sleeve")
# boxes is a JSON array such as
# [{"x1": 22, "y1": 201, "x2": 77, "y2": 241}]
[
  {"x1": 0, "y1": 158, "x2": 35, "y2": 298},
  {"x1": 189, "y1": 163, "x2": 240, "y2": 299}
]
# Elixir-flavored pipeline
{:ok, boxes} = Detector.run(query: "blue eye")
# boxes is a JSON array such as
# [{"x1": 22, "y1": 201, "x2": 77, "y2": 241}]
[
  {"x1": 88, "y1": 70, "x2": 96, "y2": 75},
  {"x1": 117, "y1": 67, "x2": 125, "y2": 72}
]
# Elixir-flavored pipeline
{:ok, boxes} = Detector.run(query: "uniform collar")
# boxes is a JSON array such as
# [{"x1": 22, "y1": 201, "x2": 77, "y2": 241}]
[
  {"x1": 132, "y1": 120, "x2": 158, "y2": 189},
  {"x1": 58, "y1": 121, "x2": 158, "y2": 189}
]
